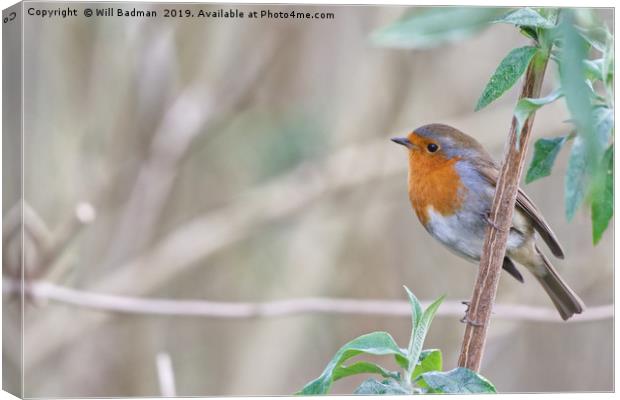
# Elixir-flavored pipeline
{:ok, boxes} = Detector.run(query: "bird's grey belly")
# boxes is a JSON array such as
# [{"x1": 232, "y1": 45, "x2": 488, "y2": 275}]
[{"x1": 425, "y1": 208, "x2": 525, "y2": 262}]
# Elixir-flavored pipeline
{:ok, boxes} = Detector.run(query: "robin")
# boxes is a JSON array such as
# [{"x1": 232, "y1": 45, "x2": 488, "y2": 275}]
[{"x1": 391, "y1": 123, "x2": 584, "y2": 320}]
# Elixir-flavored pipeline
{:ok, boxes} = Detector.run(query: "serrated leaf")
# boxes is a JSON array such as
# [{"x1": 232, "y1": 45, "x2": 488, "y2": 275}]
[
  {"x1": 371, "y1": 7, "x2": 504, "y2": 49},
  {"x1": 513, "y1": 89, "x2": 563, "y2": 145},
  {"x1": 591, "y1": 145, "x2": 613, "y2": 244},
  {"x1": 333, "y1": 361, "x2": 399, "y2": 382},
  {"x1": 297, "y1": 332, "x2": 407, "y2": 395},
  {"x1": 411, "y1": 349, "x2": 443, "y2": 382},
  {"x1": 407, "y1": 296, "x2": 444, "y2": 377},
  {"x1": 493, "y1": 8, "x2": 555, "y2": 29},
  {"x1": 475, "y1": 46, "x2": 539, "y2": 111},
  {"x1": 526, "y1": 135, "x2": 569, "y2": 183},
  {"x1": 565, "y1": 135, "x2": 589, "y2": 221},
  {"x1": 419, "y1": 367, "x2": 497, "y2": 394},
  {"x1": 354, "y1": 378, "x2": 411, "y2": 395}
]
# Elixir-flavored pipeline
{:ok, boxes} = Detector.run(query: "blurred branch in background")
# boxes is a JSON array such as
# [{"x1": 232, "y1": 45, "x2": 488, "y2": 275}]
[
  {"x1": 21, "y1": 25, "x2": 289, "y2": 371},
  {"x1": 20, "y1": 98, "x2": 595, "y2": 371},
  {"x1": 2, "y1": 201, "x2": 96, "y2": 282},
  {"x1": 155, "y1": 352, "x2": 177, "y2": 397},
  {"x1": 22, "y1": 136, "x2": 403, "y2": 369},
  {"x1": 101, "y1": 31, "x2": 284, "y2": 268},
  {"x1": 4, "y1": 279, "x2": 612, "y2": 323}
]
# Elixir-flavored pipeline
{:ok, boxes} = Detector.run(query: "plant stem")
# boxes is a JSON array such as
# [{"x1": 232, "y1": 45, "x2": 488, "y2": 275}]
[{"x1": 457, "y1": 41, "x2": 554, "y2": 371}]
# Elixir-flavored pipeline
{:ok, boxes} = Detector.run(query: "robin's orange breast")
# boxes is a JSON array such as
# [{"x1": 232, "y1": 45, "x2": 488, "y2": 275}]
[{"x1": 407, "y1": 151, "x2": 465, "y2": 226}]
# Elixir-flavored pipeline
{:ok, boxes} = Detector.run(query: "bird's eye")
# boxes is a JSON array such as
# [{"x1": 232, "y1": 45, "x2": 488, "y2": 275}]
[{"x1": 427, "y1": 143, "x2": 439, "y2": 153}]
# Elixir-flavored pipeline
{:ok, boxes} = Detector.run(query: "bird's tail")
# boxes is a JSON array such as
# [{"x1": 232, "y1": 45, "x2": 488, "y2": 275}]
[{"x1": 535, "y1": 249, "x2": 585, "y2": 321}]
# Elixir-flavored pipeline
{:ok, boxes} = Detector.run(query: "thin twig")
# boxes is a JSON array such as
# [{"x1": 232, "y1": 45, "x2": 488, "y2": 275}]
[
  {"x1": 22, "y1": 137, "x2": 404, "y2": 370},
  {"x1": 156, "y1": 352, "x2": 177, "y2": 397},
  {"x1": 3, "y1": 202, "x2": 51, "y2": 279},
  {"x1": 2, "y1": 200, "x2": 97, "y2": 284},
  {"x1": 101, "y1": 33, "x2": 283, "y2": 268},
  {"x1": 3, "y1": 280, "x2": 611, "y2": 323},
  {"x1": 41, "y1": 202, "x2": 97, "y2": 283},
  {"x1": 458, "y1": 24, "x2": 556, "y2": 370}
]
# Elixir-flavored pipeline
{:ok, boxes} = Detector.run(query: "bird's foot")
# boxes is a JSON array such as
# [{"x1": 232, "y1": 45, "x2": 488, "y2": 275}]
[
  {"x1": 484, "y1": 212, "x2": 508, "y2": 233},
  {"x1": 460, "y1": 301, "x2": 483, "y2": 326},
  {"x1": 460, "y1": 315, "x2": 484, "y2": 327},
  {"x1": 461, "y1": 300, "x2": 471, "y2": 317}
]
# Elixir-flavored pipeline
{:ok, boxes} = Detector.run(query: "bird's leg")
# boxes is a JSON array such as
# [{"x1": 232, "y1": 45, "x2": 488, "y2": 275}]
[
  {"x1": 459, "y1": 302, "x2": 468, "y2": 323},
  {"x1": 460, "y1": 300, "x2": 483, "y2": 326},
  {"x1": 483, "y1": 212, "x2": 508, "y2": 232},
  {"x1": 459, "y1": 300, "x2": 470, "y2": 323},
  {"x1": 461, "y1": 317, "x2": 484, "y2": 327}
]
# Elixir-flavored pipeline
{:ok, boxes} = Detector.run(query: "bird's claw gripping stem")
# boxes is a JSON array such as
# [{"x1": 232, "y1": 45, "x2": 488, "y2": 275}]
[
  {"x1": 484, "y1": 212, "x2": 508, "y2": 232},
  {"x1": 460, "y1": 300, "x2": 483, "y2": 326},
  {"x1": 460, "y1": 317, "x2": 484, "y2": 327}
]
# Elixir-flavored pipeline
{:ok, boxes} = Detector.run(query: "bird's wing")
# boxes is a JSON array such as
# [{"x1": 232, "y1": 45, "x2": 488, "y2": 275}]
[{"x1": 476, "y1": 162, "x2": 565, "y2": 259}]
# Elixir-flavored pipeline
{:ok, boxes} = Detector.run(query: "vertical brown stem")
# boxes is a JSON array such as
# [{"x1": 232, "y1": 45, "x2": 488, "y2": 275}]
[{"x1": 457, "y1": 51, "x2": 551, "y2": 371}]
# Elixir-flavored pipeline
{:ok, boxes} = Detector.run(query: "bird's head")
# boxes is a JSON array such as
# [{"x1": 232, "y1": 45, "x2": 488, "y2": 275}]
[{"x1": 391, "y1": 123, "x2": 487, "y2": 165}]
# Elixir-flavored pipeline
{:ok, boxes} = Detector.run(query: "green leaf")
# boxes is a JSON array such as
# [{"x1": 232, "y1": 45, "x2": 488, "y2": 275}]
[
  {"x1": 371, "y1": 7, "x2": 504, "y2": 49},
  {"x1": 558, "y1": 11, "x2": 603, "y2": 169},
  {"x1": 565, "y1": 135, "x2": 589, "y2": 221},
  {"x1": 592, "y1": 106, "x2": 614, "y2": 147},
  {"x1": 576, "y1": 25, "x2": 612, "y2": 52},
  {"x1": 354, "y1": 378, "x2": 411, "y2": 395},
  {"x1": 538, "y1": 7, "x2": 559, "y2": 20},
  {"x1": 475, "y1": 46, "x2": 539, "y2": 111},
  {"x1": 602, "y1": 35, "x2": 614, "y2": 92},
  {"x1": 493, "y1": 8, "x2": 554, "y2": 29},
  {"x1": 590, "y1": 145, "x2": 613, "y2": 244},
  {"x1": 419, "y1": 367, "x2": 497, "y2": 394},
  {"x1": 403, "y1": 286, "x2": 422, "y2": 354},
  {"x1": 411, "y1": 349, "x2": 443, "y2": 382},
  {"x1": 525, "y1": 135, "x2": 569, "y2": 183},
  {"x1": 583, "y1": 59, "x2": 604, "y2": 82},
  {"x1": 333, "y1": 361, "x2": 399, "y2": 382},
  {"x1": 407, "y1": 296, "x2": 444, "y2": 377},
  {"x1": 513, "y1": 89, "x2": 563, "y2": 144},
  {"x1": 297, "y1": 332, "x2": 407, "y2": 395},
  {"x1": 394, "y1": 352, "x2": 409, "y2": 370},
  {"x1": 519, "y1": 26, "x2": 538, "y2": 40}
]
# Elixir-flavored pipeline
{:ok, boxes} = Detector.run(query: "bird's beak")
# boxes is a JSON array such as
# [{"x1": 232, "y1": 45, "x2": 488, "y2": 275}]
[{"x1": 391, "y1": 137, "x2": 415, "y2": 149}]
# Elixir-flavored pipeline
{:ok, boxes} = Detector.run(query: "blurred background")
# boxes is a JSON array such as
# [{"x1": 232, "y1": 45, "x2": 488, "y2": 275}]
[{"x1": 2, "y1": 3, "x2": 614, "y2": 396}]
